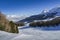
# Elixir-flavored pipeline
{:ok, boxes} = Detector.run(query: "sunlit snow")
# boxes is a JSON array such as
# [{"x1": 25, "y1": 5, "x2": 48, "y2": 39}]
[{"x1": 0, "y1": 25, "x2": 60, "y2": 40}]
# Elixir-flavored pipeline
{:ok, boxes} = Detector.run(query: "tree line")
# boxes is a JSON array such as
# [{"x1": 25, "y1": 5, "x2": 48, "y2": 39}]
[{"x1": 29, "y1": 17, "x2": 60, "y2": 27}]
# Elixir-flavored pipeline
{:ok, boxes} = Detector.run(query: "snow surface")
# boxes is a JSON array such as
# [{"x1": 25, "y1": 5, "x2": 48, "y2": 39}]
[{"x1": 0, "y1": 26, "x2": 60, "y2": 40}]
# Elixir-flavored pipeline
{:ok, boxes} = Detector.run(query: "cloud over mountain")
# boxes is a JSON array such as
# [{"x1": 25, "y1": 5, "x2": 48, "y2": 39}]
[{"x1": 6, "y1": 15, "x2": 27, "y2": 22}]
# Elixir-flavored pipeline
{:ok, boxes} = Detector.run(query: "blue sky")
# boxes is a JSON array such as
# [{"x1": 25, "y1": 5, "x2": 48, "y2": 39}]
[
  {"x1": 0, "y1": 0, "x2": 60, "y2": 21},
  {"x1": 0, "y1": 0, "x2": 60, "y2": 16}
]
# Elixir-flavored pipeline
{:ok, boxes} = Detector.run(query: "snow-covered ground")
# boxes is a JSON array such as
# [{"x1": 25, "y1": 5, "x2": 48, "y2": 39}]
[{"x1": 0, "y1": 26, "x2": 60, "y2": 40}]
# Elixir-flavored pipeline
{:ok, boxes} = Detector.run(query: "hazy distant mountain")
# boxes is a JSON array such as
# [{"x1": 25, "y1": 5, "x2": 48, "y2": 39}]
[
  {"x1": 49, "y1": 7, "x2": 60, "y2": 16},
  {"x1": 17, "y1": 7, "x2": 60, "y2": 23}
]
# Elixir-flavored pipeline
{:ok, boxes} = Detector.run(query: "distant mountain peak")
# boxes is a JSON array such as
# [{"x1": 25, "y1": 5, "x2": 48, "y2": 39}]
[
  {"x1": 49, "y1": 7, "x2": 60, "y2": 16},
  {"x1": 41, "y1": 9, "x2": 48, "y2": 13},
  {"x1": 50, "y1": 7, "x2": 60, "y2": 12},
  {"x1": 17, "y1": 7, "x2": 60, "y2": 23}
]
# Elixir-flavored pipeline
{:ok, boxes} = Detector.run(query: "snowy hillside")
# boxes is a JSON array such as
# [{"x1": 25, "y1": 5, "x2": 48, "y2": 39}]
[
  {"x1": 0, "y1": 25, "x2": 60, "y2": 40},
  {"x1": 17, "y1": 7, "x2": 60, "y2": 23}
]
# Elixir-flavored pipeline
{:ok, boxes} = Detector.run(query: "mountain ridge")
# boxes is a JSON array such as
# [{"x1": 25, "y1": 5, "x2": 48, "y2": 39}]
[{"x1": 16, "y1": 7, "x2": 60, "y2": 23}]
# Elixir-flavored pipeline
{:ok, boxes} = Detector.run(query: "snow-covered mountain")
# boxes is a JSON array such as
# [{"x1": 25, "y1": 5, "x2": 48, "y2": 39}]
[
  {"x1": 49, "y1": 7, "x2": 60, "y2": 16},
  {"x1": 17, "y1": 7, "x2": 60, "y2": 23}
]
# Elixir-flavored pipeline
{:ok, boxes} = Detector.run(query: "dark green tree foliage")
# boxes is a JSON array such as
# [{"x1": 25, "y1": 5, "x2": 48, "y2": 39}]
[
  {"x1": 30, "y1": 22, "x2": 37, "y2": 27},
  {"x1": 0, "y1": 23, "x2": 5, "y2": 31},
  {"x1": 16, "y1": 22, "x2": 25, "y2": 26},
  {"x1": 9, "y1": 21, "x2": 19, "y2": 33},
  {"x1": 29, "y1": 17, "x2": 60, "y2": 27}
]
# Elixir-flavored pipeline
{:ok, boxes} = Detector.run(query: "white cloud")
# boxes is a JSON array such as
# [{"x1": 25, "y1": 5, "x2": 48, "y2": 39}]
[
  {"x1": 6, "y1": 15, "x2": 27, "y2": 22},
  {"x1": 44, "y1": 9, "x2": 49, "y2": 13}
]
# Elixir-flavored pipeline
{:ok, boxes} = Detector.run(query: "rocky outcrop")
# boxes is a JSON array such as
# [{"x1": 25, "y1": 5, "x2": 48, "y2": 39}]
[{"x1": 0, "y1": 12, "x2": 19, "y2": 33}]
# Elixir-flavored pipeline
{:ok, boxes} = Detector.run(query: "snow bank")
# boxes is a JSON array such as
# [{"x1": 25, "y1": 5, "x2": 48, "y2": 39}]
[{"x1": 0, "y1": 26, "x2": 60, "y2": 40}]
